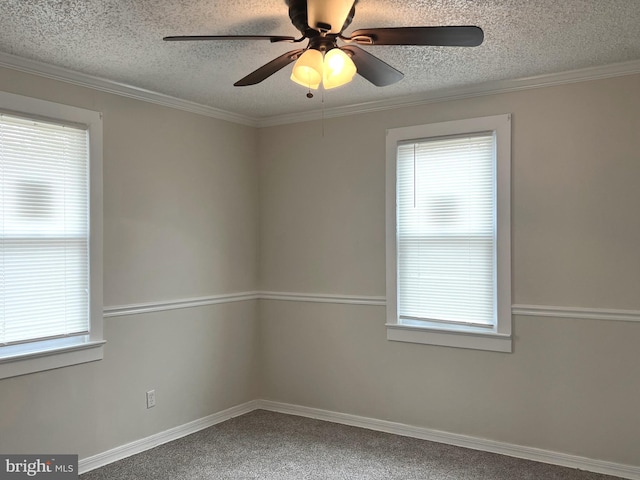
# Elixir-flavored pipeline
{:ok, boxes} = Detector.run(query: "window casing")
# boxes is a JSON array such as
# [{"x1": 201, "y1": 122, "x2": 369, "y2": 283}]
[
  {"x1": 0, "y1": 91, "x2": 103, "y2": 379},
  {"x1": 386, "y1": 115, "x2": 511, "y2": 352}
]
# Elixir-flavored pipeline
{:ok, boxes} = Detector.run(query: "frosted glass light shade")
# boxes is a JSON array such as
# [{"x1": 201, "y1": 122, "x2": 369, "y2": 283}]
[
  {"x1": 291, "y1": 49, "x2": 323, "y2": 89},
  {"x1": 323, "y1": 48, "x2": 357, "y2": 89},
  {"x1": 307, "y1": 0, "x2": 356, "y2": 33}
]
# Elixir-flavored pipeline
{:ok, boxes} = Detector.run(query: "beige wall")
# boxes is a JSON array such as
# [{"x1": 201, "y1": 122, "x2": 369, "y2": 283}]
[
  {"x1": 257, "y1": 74, "x2": 640, "y2": 466},
  {"x1": 0, "y1": 66, "x2": 260, "y2": 458},
  {"x1": 1, "y1": 64, "x2": 639, "y2": 469}
]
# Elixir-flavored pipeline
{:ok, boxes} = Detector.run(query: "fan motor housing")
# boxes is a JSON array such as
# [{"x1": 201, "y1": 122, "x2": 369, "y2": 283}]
[{"x1": 308, "y1": 36, "x2": 340, "y2": 52}]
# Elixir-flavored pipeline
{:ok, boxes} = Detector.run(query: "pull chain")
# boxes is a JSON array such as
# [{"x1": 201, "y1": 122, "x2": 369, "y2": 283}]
[{"x1": 321, "y1": 88, "x2": 325, "y2": 138}]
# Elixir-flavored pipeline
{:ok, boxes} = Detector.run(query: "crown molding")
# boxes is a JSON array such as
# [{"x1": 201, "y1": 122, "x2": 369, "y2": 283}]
[
  {"x1": 2, "y1": 51, "x2": 639, "y2": 129},
  {"x1": 0, "y1": 51, "x2": 258, "y2": 127},
  {"x1": 258, "y1": 59, "x2": 640, "y2": 127}
]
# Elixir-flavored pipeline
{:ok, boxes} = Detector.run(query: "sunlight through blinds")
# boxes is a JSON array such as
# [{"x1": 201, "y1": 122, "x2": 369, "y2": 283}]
[
  {"x1": 0, "y1": 112, "x2": 89, "y2": 346},
  {"x1": 397, "y1": 132, "x2": 496, "y2": 327}
]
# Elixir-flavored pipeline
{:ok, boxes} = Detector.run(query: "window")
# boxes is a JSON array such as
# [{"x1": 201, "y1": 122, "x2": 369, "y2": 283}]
[
  {"x1": 0, "y1": 91, "x2": 103, "y2": 379},
  {"x1": 386, "y1": 114, "x2": 511, "y2": 352}
]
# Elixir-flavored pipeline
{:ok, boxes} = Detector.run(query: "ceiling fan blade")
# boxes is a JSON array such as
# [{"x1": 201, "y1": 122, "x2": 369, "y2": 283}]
[
  {"x1": 234, "y1": 49, "x2": 305, "y2": 86},
  {"x1": 341, "y1": 46, "x2": 403, "y2": 87},
  {"x1": 163, "y1": 35, "x2": 296, "y2": 43},
  {"x1": 345, "y1": 26, "x2": 484, "y2": 47}
]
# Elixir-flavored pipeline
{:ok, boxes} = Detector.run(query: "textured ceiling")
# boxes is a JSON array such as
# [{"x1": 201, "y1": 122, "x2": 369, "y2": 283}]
[{"x1": 1, "y1": 0, "x2": 640, "y2": 119}]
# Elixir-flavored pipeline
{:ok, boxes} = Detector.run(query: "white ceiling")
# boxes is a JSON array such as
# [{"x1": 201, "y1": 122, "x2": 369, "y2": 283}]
[{"x1": 1, "y1": 0, "x2": 640, "y2": 120}]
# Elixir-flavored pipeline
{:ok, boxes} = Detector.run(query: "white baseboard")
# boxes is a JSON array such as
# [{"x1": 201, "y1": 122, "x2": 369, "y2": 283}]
[
  {"x1": 257, "y1": 400, "x2": 640, "y2": 480},
  {"x1": 78, "y1": 399, "x2": 640, "y2": 480},
  {"x1": 78, "y1": 400, "x2": 259, "y2": 474}
]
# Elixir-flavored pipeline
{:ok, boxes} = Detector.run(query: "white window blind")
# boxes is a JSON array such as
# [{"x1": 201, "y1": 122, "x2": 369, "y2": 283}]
[
  {"x1": 0, "y1": 112, "x2": 89, "y2": 346},
  {"x1": 396, "y1": 132, "x2": 496, "y2": 328}
]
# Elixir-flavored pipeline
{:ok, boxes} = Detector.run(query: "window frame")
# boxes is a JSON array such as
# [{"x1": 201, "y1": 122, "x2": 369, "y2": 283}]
[
  {"x1": 0, "y1": 91, "x2": 104, "y2": 379},
  {"x1": 385, "y1": 114, "x2": 512, "y2": 353}
]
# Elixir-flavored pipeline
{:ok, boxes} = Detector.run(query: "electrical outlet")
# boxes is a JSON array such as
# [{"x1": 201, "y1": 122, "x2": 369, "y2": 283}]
[{"x1": 146, "y1": 389, "x2": 156, "y2": 409}]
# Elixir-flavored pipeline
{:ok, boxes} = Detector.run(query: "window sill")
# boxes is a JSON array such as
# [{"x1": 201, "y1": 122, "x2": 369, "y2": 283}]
[
  {"x1": 386, "y1": 322, "x2": 512, "y2": 353},
  {"x1": 0, "y1": 336, "x2": 105, "y2": 379}
]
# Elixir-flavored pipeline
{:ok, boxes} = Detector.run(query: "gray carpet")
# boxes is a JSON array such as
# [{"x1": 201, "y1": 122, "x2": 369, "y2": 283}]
[{"x1": 81, "y1": 410, "x2": 622, "y2": 480}]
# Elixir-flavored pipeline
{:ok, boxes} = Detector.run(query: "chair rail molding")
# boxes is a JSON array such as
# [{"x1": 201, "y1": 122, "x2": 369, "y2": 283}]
[
  {"x1": 103, "y1": 291, "x2": 640, "y2": 324},
  {"x1": 511, "y1": 304, "x2": 640, "y2": 323}
]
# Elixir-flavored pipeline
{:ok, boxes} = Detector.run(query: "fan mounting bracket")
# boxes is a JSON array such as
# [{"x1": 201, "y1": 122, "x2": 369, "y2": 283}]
[{"x1": 286, "y1": 0, "x2": 357, "y2": 37}]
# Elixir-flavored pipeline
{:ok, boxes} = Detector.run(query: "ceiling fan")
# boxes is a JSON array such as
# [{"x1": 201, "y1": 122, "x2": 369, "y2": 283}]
[{"x1": 163, "y1": 0, "x2": 483, "y2": 91}]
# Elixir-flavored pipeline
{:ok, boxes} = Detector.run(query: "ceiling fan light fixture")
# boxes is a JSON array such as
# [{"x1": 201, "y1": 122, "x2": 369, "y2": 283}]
[
  {"x1": 323, "y1": 48, "x2": 357, "y2": 89},
  {"x1": 307, "y1": 0, "x2": 356, "y2": 34},
  {"x1": 165, "y1": 1, "x2": 485, "y2": 89},
  {"x1": 291, "y1": 49, "x2": 323, "y2": 89}
]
